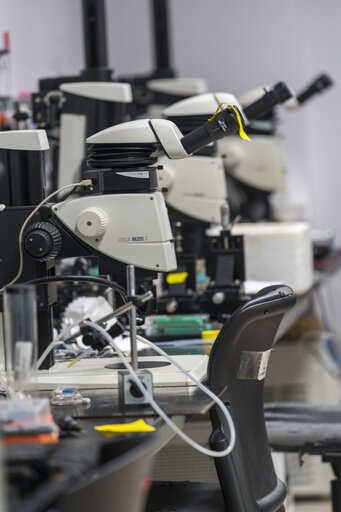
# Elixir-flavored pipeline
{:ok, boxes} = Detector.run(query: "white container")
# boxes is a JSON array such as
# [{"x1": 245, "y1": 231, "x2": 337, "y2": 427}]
[{"x1": 232, "y1": 222, "x2": 314, "y2": 295}]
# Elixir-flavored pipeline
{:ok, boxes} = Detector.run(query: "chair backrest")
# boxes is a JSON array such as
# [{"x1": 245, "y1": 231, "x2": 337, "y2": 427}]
[{"x1": 207, "y1": 285, "x2": 296, "y2": 512}]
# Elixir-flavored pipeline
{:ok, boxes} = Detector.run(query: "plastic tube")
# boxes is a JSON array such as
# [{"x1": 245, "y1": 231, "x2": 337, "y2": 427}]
[
  {"x1": 34, "y1": 322, "x2": 79, "y2": 370},
  {"x1": 84, "y1": 320, "x2": 236, "y2": 458}
]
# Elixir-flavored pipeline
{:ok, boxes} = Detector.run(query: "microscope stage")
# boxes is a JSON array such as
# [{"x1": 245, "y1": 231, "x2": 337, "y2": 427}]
[{"x1": 35, "y1": 354, "x2": 208, "y2": 391}]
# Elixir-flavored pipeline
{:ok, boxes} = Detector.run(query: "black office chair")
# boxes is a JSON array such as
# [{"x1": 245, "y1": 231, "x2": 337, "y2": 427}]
[{"x1": 147, "y1": 284, "x2": 296, "y2": 512}]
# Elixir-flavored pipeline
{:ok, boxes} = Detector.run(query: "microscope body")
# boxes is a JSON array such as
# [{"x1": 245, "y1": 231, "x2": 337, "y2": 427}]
[
  {"x1": 158, "y1": 153, "x2": 227, "y2": 224},
  {"x1": 157, "y1": 93, "x2": 247, "y2": 319},
  {"x1": 219, "y1": 133, "x2": 285, "y2": 221},
  {"x1": 51, "y1": 191, "x2": 176, "y2": 273},
  {"x1": 219, "y1": 134, "x2": 285, "y2": 193}
]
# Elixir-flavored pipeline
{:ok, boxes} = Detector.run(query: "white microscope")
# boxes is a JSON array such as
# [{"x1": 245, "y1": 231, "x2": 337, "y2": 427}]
[
  {"x1": 162, "y1": 82, "x2": 292, "y2": 226},
  {"x1": 0, "y1": 105, "x2": 243, "y2": 402},
  {"x1": 221, "y1": 74, "x2": 333, "y2": 221},
  {"x1": 154, "y1": 84, "x2": 291, "y2": 318}
]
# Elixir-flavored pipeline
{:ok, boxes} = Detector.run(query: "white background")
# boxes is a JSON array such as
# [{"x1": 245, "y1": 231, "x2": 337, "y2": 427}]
[{"x1": 0, "y1": 0, "x2": 340, "y2": 237}]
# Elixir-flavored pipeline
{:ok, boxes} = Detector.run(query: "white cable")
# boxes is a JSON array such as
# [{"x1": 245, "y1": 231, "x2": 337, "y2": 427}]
[
  {"x1": 0, "y1": 179, "x2": 92, "y2": 293},
  {"x1": 34, "y1": 321, "x2": 80, "y2": 370},
  {"x1": 84, "y1": 320, "x2": 236, "y2": 458}
]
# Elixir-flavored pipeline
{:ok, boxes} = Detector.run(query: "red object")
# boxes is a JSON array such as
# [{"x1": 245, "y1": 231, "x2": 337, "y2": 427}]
[
  {"x1": 3, "y1": 31, "x2": 10, "y2": 52},
  {"x1": 3, "y1": 432, "x2": 59, "y2": 444},
  {"x1": 1, "y1": 413, "x2": 59, "y2": 444},
  {"x1": 140, "y1": 477, "x2": 152, "y2": 491}
]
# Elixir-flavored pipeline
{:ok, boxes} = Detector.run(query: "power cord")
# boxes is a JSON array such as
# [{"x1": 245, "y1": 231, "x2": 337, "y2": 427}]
[
  {"x1": 34, "y1": 321, "x2": 80, "y2": 370},
  {"x1": 0, "y1": 180, "x2": 93, "y2": 293},
  {"x1": 33, "y1": 318, "x2": 236, "y2": 457},
  {"x1": 84, "y1": 320, "x2": 236, "y2": 459},
  {"x1": 27, "y1": 275, "x2": 128, "y2": 303}
]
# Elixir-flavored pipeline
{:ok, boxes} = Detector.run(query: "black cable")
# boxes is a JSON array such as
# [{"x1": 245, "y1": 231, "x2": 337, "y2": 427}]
[{"x1": 27, "y1": 275, "x2": 128, "y2": 303}]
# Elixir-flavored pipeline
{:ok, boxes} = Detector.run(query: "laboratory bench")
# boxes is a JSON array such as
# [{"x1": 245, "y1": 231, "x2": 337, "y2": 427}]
[{"x1": 3, "y1": 383, "x2": 227, "y2": 512}]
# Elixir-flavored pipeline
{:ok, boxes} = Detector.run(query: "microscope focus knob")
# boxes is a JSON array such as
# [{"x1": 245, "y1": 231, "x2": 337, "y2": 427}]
[
  {"x1": 23, "y1": 222, "x2": 62, "y2": 262},
  {"x1": 76, "y1": 208, "x2": 108, "y2": 238}
]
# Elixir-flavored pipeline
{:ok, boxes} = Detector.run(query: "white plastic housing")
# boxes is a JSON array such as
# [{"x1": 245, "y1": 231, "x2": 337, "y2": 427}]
[
  {"x1": 58, "y1": 113, "x2": 86, "y2": 188},
  {"x1": 149, "y1": 119, "x2": 188, "y2": 159},
  {"x1": 158, "y1": 154, "x2": 228, "y2": 223},
  {"x1": 146, "y1": 78, "x2": 208, "y2": 97},
  {"x1": 0, "y1": 130, "x2": 49, "y2": 151},
  {"x1": 163, "y1": 92, "x2": 246, "y2": 122},
  {"x1": 60, "y1": 82, "x2": 132, "y2": 103},
  {"x1": 57, "y1": 82, "x2": 132, "y2": 189},
  {"x1": 218, "y1": 135, "x2": 285, "y2": 192},
  {"x1": 87, "y1": 118, "x2": 188, "y2": 159},
  {"x1": 238, "y1": 85, "x2": 269, "y2": 108},
  {"x1": 52, "y1": 192, "x2": 177, "y2": 272},
  {"x1": 284, "y1": 96, "x2": 300, "y2": 111},
  {"x1": 87, "y1": 119, "x2": 158, "y2": 144}
]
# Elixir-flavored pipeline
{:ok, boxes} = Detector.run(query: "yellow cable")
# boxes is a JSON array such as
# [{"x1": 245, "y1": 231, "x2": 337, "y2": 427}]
[{"x1": 208, "y1": 103, "x2": 251, "y2": 141}]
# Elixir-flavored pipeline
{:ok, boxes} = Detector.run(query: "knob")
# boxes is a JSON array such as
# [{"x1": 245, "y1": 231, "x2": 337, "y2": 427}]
[
  {"x1": 212, "y1": 291, "x2": 225, "y2": 305},
  {"x1": 129, "y1": 379, "x2": 147, "y2": 399},
  {"x1": 23, "y1": 222, "x2": 62, "y2": 262},
  {"x1": 76, "y1": 207, "x2": 108, "y2": 238},
  {"x1": 166, "y1": 299, "x2": 178, "y2": 314}
]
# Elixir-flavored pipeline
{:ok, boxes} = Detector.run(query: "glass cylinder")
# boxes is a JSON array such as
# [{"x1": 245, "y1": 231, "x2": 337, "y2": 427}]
[{"x1": 3, "y1": 285, "x2": 38, "y2": 395}]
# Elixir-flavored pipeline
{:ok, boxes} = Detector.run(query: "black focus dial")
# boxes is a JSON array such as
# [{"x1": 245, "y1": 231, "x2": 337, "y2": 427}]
[{"x1": 23, "y1": 222, "x2": 62, "y2": 262}]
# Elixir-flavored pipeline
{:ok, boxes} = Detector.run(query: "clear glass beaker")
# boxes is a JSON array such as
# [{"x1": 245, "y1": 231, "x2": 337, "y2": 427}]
[{"x1": 3, "y1": 284, "x2": 38, "y2": 396}]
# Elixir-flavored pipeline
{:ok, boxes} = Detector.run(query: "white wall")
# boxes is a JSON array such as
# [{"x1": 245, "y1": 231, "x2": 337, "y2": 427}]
[
  {"x1": 0, "y1": 0, "x2": 83, "y2": 94},
  {"x1": 0, "y1": 0, "x2": 340, "y2": 236},
  {"x1": 298, "y1": 2, "x2": 341, "y2": 234}
]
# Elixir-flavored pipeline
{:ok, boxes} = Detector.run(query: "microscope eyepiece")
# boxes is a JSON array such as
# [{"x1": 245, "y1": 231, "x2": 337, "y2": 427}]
[
  {"x1": 243, "y1": 81, "x2": 292, "y2": 120},
  {"x1": 296, "y1": 73, "x2": 333, "y2": 105},
  {"x1": 272, "y1": 81, "x2": 293, "y2": 103},
  {"x1": 180, "y1": 106, "x2": 242, "y2": 155}
]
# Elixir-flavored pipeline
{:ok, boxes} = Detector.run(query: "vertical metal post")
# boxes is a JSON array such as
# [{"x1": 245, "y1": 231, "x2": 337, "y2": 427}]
[
  {"x1": 82, "y1": 0, "x2": 108, "y2": 70},
  {"x1": 151, "y1": 0, "x2": 174, "y2": 77},
  {"x1": 221, "y1": 203, "x2": 230, "y2": 250},
  {"x1": 126, "y1": 265, "x2": 138, "y2": 371}
]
